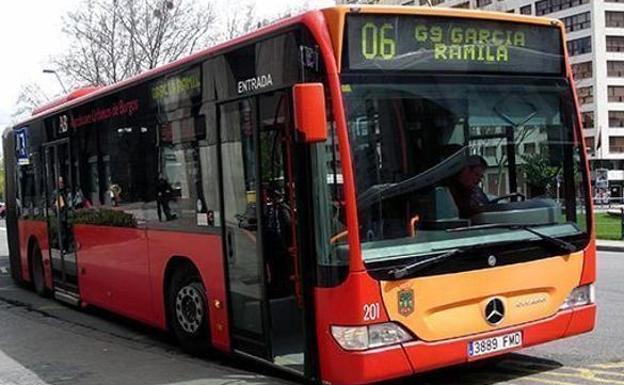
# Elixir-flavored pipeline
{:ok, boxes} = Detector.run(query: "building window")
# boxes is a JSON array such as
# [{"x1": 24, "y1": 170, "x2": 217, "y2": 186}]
[
  {"x1": 577, "y1": 86, "x2": 593, "y2": 105},
  {"x1": 523, "y1": 143, "x2": 536, "y2": 154},
  {"x1": 536, "y1": 0, "x2": 589, "y2": 16},
  {"x1": 520, "y1": 5, "x2": 532, "y2": 15},
  {"x1": 572, "y1": 61, "x2": 592, "y2": 80},
  {"x1": 476, "y1": 0, "x2": 492, "y2": 7},
  {"x1": 610, "y1": 111, "x2": 624, "y2": 127},
  {"x1": 609, "y1": 136, "x2": 624, "y2": 153},
  {"x1": 582, "y1": 111, "x2": 594, "y2": 128},
  {"x1": 608, "y1": 61, "x2": 624, "y2": 77},
  {"x1": 607, "y1": 36, "x2": 624, "y2": 52},
  {"x1": 606, "y1": 11, "x2": 624, "y2": 28},
  {"x1": 567, "y1": 37, "x2": 592, "y2": 56},
  {"x1": 453, "y1": 1, "x2": 470, "y2": 7},
  {"x1": 561, "y1": 12, "x2": 591, "y2": 32},
  {"x1": 584, "y1": 136, "x2": 594, "y2": 153},
  {"x1": 609, "y1": 86, "x2": 624, "y2": 103}
]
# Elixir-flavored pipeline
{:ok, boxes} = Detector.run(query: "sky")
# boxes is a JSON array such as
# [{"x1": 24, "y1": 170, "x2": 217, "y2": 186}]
[{"x1": 0, "y1": 0, "x2": 335, "y2": 129}]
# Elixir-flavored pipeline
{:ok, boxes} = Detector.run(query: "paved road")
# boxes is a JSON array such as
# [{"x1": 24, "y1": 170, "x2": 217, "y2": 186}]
[{"x1": 0, "y1": 222, "x2": 622, "y2": 385}]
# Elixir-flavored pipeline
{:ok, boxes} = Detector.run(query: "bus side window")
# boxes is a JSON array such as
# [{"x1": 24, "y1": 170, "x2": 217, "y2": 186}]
[
  {"x1": 152, "y1": 115, "x2": 211, "y2": 229},
  {"x1": 100, "y1": 122, "x2": 158, "y2": 226}
]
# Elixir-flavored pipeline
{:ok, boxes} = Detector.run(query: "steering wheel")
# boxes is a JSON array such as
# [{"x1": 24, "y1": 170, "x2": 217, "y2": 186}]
[{"x1": 489, "y1": 192, "x2": 526, "y2": 204}]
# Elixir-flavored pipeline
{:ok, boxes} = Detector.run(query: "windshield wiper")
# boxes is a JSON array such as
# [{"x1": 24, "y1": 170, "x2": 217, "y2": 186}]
[
  {"x1": 387, "y1": 239, "x2": 519, "y2": 279},
  {"x1": 389, "y1": 249, "x2": 461, "y2": 279},
  {"x1": 448, "y1": 223, "x2": 577, "y2": 254}
]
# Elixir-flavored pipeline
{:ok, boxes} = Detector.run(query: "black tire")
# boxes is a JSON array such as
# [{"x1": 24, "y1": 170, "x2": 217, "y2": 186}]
[
  {"x1": 166, "y1": 264, "x2": 211, "y2": 354},
  {"x1": 31, "y1": 244, "x2": 47, "y2": 297}
]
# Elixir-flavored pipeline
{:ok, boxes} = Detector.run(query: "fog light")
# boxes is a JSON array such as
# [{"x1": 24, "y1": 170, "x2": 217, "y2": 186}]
[
  {"x1": 560, "y1": 284, "x2": 595, "y2": 310},
  {"x1": 331, "y1": 322, "x2": 412, "y2": 351}
]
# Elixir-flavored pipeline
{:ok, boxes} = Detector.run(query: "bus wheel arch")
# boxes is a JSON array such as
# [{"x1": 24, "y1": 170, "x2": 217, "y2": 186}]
[
  {"x1": 27, "y1": 236, "x2": 47, "y2": 297},
  {"x1": 163, "y1": 256, "x2": 211, "y2": 354}
]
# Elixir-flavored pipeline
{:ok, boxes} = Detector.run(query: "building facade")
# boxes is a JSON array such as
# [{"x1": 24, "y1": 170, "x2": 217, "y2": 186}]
[{"x1": 338, "y1": 0, "x2": 624, "y2": 198}]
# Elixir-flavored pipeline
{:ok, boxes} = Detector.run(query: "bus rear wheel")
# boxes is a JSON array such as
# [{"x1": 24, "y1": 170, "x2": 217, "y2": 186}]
[
  {"x1": 167, "y1": 264, "x2": 211, "y2": 354},
  {"x1": 31, "y1": 244, "x2": 47, "y2": 297}
]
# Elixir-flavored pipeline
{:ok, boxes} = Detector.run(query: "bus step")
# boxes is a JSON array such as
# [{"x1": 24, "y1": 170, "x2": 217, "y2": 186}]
[{"x1": 54, "y1": 288, "x2": 80, "y2": 306}]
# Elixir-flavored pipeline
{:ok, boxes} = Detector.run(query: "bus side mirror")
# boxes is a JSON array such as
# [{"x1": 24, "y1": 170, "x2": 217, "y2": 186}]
[{"x1": 293, "y1": 83, "x2": 327, "y2": 143}]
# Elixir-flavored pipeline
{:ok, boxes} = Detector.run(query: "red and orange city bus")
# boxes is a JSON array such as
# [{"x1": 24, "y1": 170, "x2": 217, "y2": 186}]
[{"x1": 3, "y1": 6, "x2": 595, "y2": 385}]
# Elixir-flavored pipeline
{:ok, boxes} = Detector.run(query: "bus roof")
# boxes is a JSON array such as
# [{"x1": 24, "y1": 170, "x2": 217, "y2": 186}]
[
  {"x1": 16, "y1": 9, "x2": 312, "y2": 127},
  {"x1": 14, "y1": 5, "x2": 564, "y2": 129}
]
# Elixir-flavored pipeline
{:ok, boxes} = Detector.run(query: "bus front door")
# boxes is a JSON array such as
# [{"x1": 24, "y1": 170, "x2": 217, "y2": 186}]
[
  {"x1": 44, "y1": 140, "x2": 80, "y2": 303},
  {"x1": 219, "y1": 91, "x2": 306, "y2": 373}
]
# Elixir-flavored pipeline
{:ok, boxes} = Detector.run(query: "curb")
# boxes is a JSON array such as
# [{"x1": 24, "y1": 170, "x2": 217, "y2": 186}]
[{"x1": 596, "y1": 244, "x2": 624, "y2": 252}]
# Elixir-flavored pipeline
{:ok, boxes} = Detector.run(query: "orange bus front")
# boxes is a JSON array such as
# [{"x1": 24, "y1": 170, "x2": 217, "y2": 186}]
[{"x1": 312, "y1": 8, "x2": 595, "y2": 385}]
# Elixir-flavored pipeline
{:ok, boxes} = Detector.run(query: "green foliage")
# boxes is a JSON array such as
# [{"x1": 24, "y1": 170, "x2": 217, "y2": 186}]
[
  {"x1": 520, "y1": 152, "x2": 559, "y2": 196},
  {"x1": 69, "y1": 208, "x2": 137, "y2": 228}
]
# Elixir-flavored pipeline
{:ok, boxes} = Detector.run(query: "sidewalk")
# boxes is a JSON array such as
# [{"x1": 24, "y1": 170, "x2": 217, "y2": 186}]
[{"x1": 597, "y1": 239, "x2": 624, "y2": 252}]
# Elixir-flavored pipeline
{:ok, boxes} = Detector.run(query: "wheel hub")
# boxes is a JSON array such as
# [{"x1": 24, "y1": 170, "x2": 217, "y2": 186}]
[{"x1": 175, "y1": 284, "x2": 204, "y2": 334}]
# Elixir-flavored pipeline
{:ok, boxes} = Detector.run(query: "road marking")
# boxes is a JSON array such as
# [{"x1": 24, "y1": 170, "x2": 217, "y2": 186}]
[
  {"x1": 0, "y1": 348, "x2": 50, "y2": 385},
  {"x1": 495, "y1": 358, "x2": 624, "y2": 385},
  {"x1": 593, "y1": 361, "x2": 624, "y2": 369}
]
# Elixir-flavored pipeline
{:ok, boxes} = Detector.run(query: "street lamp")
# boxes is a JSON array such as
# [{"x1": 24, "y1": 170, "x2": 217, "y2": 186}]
[{"x1": 42, "y1": 69, "x2": 68, "y2": 94}]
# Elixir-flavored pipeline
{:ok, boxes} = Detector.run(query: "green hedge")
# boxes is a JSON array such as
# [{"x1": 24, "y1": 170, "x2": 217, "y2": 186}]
[{"x1": 69, "y1": 208, "x2": 137, "y2": 228}]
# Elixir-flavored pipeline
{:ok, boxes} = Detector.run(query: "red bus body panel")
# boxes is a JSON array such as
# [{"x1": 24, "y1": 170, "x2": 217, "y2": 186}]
[
  {"x1": 73, "y1": 225, "x2": 230, "y2": 351},
  {"x1": 74, "y1": 225, "x2": 154, "y2": 325}
]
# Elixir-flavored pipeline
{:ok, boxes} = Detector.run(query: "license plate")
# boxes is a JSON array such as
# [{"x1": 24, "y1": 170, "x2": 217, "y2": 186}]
[{"x1": 468, "y1": 331, "x2": 522, "y2": 358}]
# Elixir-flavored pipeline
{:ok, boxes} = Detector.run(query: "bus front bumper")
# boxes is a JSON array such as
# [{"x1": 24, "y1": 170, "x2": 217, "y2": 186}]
[
  {"x1": 401, "y1": 304, "x2": 595, "y2": 374},
  {"x1": 321, "y1": 305, "x2": 595, "y2": 385}
]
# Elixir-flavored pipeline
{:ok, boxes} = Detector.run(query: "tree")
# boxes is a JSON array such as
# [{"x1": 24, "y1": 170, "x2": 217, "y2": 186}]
[
  {"x1": 52, "y1": 0, "x2": 218, "y2": 87},
  {"x1": 219, "y1": 0, "x2": 313, "y2": 41},
  {"x1": 221, "y1": 0, "x2": 257, "y2": 41},
  {"x1": 11, "y1": 83, "x2": 51, "y2": 124},
  {"x1": 520, "y1": 152, "x2": 560, "y2": 198}
]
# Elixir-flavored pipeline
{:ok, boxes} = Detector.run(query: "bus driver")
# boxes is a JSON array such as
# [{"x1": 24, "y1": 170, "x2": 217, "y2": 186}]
[{"x1": 448, "y1": 155, "x2": 490, "y2": 218}]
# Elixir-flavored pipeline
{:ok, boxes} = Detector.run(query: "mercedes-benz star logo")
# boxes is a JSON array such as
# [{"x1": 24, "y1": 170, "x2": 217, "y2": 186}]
[
  {"x1": 485, "y1": 298, "x2": 505, "y2": 325},
  {"x1": 488, "y1": 255, "x2": 497, "y2": 267}
]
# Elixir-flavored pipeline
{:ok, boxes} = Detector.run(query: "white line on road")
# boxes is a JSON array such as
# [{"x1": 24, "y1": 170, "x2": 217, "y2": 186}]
[{"x1": 0, "y1": 349, "x2": 50, "y2": 385}]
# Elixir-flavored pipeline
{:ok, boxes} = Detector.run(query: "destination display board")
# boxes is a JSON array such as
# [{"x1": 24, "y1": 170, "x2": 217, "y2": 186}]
[{"x1": 346, "y1": 15, "x2": 563, "y2": 74}]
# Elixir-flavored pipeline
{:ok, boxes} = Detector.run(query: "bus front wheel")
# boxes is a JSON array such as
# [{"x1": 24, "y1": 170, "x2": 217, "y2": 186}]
[
  {"x1": 30, "y1": 243, "x2": 47, "y2": 297},
  {"x1": 167, "y1": 264, "x2": 211, "y2": 354}
]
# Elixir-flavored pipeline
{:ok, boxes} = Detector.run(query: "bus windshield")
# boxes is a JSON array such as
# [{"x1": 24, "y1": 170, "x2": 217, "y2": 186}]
[{"x1": 342, "y1": 77, "x2": 590, "y2": 262}]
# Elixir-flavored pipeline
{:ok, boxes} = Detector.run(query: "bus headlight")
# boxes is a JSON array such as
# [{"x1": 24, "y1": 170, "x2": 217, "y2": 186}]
[
  {"x1": 331, "y1": 322, "x2": 412, "y2": 351},
  {"x1": 560, "y1": 284, "x2": 595, "y2": 310}
]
